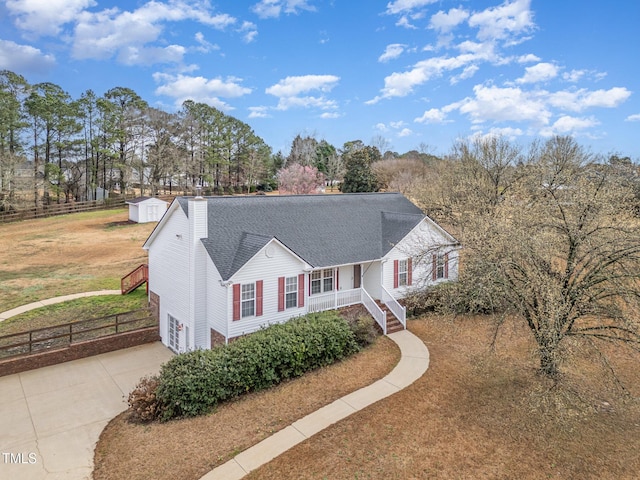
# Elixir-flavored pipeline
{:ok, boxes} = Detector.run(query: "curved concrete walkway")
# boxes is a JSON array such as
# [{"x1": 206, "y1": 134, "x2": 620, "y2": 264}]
[
  {"x1": 0, "y1": 290, "x2": 122, "y2": 322},
  {"x1": 200, "y1": 329, "x2": 430, "y2": 480},
  {"x1": 0, "y1": 292, "x2": 430, "y2": 480}
]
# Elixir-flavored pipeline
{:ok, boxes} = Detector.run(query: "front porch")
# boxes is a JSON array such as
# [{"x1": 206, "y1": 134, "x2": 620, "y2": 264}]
[{"x1": 307, "y1": 286, "x2": 406, "y2": 335}]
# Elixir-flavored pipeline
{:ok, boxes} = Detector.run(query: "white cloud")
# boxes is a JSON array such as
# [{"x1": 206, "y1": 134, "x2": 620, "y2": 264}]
[
  {"x1": 385, "y1": 0, "x2": 438, "y2": 15},
  {"x1": 414, "y1": 108, "x2": 448, "y2": 124},
  {"x1": 458, "y1": 84, "x2": 552, "y2": 125},
  {"x1": 429, "y1": 8, "x2": 469, "y2": 33},
  {"x1": 71, "y1": 1, "x2": 236, "y2": 62},
  {"x1": 5, "y1": 0, "x2": 95, "y2": 36},
  {"x1": 320, "y1": 112, "x2": 341, "y2": 119},
  {"x1": 266, "y1": 74, "x2": 340, "y2": 111},
  {"x1": 450, "y1": 64, "x2": 479, "y2": 84},
  {"x1": 517, "y1": 53, "x2": 540, "y2": 63},
  {"x1": 468, "y1": 0, "x2": 534, "y2": 44},
  {"x1": 626, "y1": 114, "x2": 640, "y2": 122},
  {"x1": 562, "y1": 69, "x2": 586, "y2": 83},
  {"x1": 396, "y1": 15, "x2": 418, "y2": 29},
  {"x1": 118, "y1": 44, "x2": 186, "y2": 66},
  {"x1": 153, "y1": 73, "x2": 251, "y2": 110},
  {"x1": 547, "y1": 87, "x2": 631, "y2": 112},
  {"x1": 248, "y1": 106, "x2": 271, "y2": 118},
  {"x1": 194, "y1": 32, "x2": 219, "y2": 53},
  {"x1": 266, "y1": 74, "x2": 339, "y2": 97},
  {"x1": 252, "y1": 0, "x2": 316, "y2": 19},
  {"x1": 367, "y1": 53, "x2": 478, "y2": 103},
  {"x1": 540, "y1": 116, "x2": 599, "y2": 136},
  {"x1": 0, "y1": 39, "x2": 56, "y2": 72},
  {"x1": 379, "y1": 44, "x2": 407, "y2": 63},
  {"x1": 517, "y1": 62, "x2": 558, "y2": 84},
  {"x1": 470, "y1": 127, "x2": 524, "y2": 142},
  {"x1": 239, "y1": 21, "x2": 258, "y2": 43},
  {"x1": 398, "y1": 128, "x2": 413, "y2": 137}
]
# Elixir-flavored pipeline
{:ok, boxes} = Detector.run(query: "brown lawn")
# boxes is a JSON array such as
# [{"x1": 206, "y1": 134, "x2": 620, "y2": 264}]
[
  {"x1": 250, "y1": 316, "x2": 640, "y2": 480},
  {"x1": 93, "y1": 314, "x2": 640, "y2": 480},
  {"x1": 93, "y1": 336, "x2": 401, "y2": 480},
  {"x1": 0, "y1": 209, "x2": 155, "y2": 311}
]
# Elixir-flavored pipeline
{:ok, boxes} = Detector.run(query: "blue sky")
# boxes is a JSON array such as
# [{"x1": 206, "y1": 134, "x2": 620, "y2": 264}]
[{"x1": 1, "y1": 0, "x2": 639, "y2": 158}]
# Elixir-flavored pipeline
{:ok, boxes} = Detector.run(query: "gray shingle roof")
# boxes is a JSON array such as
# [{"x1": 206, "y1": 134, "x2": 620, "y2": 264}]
[{"x1": 177, "y1": 193, "x2": 426, "y2": 280}]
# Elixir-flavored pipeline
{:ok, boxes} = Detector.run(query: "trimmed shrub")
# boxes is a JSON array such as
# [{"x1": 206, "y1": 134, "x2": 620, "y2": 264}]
[{"x1": 155, "y1": 311, "x2": 359, "y2": 421}]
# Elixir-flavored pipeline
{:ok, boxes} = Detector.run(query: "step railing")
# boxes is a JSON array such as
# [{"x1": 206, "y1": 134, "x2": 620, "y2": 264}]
[
  {"x1": 381, "y1": 285, "x2": 406, "y2": 329},
  {"x1": 361, "y1": 288, "x2": 387, "y2": 335},
  {"x1": 121, "y1": 264, "x2": 149, "y2": 294}
]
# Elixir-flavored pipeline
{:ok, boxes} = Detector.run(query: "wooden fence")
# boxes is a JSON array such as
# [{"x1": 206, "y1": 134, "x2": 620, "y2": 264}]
[
  {"x1": 0, "y1": 196, "x2": 126, "y2": 223},
  {"x1": 0, "y1": 309, "x2": 156, "y2": 360}
]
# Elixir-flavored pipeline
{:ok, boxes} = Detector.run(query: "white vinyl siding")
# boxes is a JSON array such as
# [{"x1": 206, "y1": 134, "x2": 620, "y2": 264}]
[
  {"x1": 228, "y1": 240, "x2": 307, "y2": 339},
  {"x1": 383, "y1": 218, "x2": 459, "y2": 297},
  {"x1": 147, "y1": 207, "x2": 190, "y2": 350}
]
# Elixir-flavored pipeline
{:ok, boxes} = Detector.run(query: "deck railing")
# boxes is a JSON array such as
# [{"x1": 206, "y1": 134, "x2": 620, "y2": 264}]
[
  {"x1": 121, "y1": 264, "x2": 148, "y2": 294},
  {"x1": 381, "y1": 285, "x2": 406, "y2": 329}
]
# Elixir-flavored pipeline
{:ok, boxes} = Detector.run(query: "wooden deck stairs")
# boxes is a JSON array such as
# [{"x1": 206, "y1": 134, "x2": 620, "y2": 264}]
[
  {"x1": 375, "y1": 300, "x2": 404, "y2": 334},
  {"x1": 121, "y1": 264, "x2": 149, "y2": 295}
]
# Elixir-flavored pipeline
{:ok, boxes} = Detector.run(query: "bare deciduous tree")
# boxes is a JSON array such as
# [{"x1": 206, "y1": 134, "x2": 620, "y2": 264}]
[{"x1": 421, "y1": 136, "x2": 640, "y2": 378}]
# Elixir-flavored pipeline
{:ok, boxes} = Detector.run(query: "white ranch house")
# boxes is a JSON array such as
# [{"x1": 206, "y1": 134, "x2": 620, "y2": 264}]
[{"x1": 143, "y1": 193, "x2": 459, "y2": 353}]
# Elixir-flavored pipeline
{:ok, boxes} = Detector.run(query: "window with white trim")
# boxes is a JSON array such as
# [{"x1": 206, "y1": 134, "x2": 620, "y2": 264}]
[
  {"x1": 241, "y1": 283, "x2": 255, "y2": 317},
  {"x1": 398, "y1": 259, "x2": 408, "y2": 286},
  {"x1": 436, "y1": 254, "x2": 446, "y2": 280},
  {"x1": 311, "y1": 269, "x2": 334, "y2": 294},
  {"x1": 285, "y1": 276, "x2": 298, "y2": 308}
]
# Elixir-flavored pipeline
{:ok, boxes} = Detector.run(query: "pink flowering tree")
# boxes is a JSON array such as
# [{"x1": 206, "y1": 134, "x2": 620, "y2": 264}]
[{"x1": 276, "y1": 163, "x2": 325, "y2": 194}]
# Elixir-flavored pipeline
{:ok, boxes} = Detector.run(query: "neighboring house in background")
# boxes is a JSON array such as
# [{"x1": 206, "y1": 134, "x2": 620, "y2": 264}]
[
  {"x1": 143, "y1": 193, "x2": 459, "y2": 353},
  {"x1": 127, "y1": 196, "x2": 169, "y2": 223}
]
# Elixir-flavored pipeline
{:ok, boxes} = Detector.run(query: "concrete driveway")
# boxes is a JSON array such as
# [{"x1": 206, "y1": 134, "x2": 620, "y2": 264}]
[{"x1": 0, "y1": 342, "x2": 173, "y2": 480}]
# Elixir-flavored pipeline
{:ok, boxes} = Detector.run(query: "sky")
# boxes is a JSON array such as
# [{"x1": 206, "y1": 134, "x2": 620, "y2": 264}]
[{"x1": 1, "y1": 0, "x2": 639, "y2": 158}]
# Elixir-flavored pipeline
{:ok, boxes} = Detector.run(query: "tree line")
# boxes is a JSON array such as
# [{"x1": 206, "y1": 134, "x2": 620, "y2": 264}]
[{"x1": 0, "y1": 70, "x2": 281, "y2": 210}]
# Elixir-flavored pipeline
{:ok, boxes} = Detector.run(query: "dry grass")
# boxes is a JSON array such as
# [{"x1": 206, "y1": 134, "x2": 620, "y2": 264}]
[
  {"x1": 92, "y1": 335, "x2": 400, "y2": 480},
  {"x1": 0, "y1": 209, "x2": 154, "y2": 311},
  {"x1": 250, "y1": 315, "x2": 640, "y2": 480},
  {"x1": 94, "y1": 313, "x2": 640, "y2": 480}
]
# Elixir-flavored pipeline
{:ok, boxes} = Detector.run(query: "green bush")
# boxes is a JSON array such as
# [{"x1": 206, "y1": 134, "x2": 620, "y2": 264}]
[{"x1": 155, "y1": 311, "x2": 359, "y2": 421}]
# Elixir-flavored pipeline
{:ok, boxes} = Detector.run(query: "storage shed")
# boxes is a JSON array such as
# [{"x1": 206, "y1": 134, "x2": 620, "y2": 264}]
[{"x1": 126, "y1": 196, "x2": 168, "y2": 223}]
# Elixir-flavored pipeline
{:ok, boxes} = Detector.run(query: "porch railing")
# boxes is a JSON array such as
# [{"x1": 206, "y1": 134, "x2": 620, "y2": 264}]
[
  {"x1": 381, "y1": 285, "x2": 406, "y2": 329},
  {"x1": 361, "y1": 288, "x2": 387, "y2": 334},
  {"x1": 308, "y1": 288, "x2": 363, "y2": 313},
  {"x1": 306, "y1": 287, "x2": 388, "y2": 335}
]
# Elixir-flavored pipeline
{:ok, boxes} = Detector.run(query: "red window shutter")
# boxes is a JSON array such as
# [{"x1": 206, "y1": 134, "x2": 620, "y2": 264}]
[
  {"x1": 444, "y1": 253, "x2": 449, "y2": 279},
  {"x1": 407, "y1": 258, "x2": 413, "y2": 286},
  {"x1": 432, "y1": 254, "x2": 437, "y2": 281},
  {"x1": 393, "y1": 259, "x2": 399, "y2": 289},
  {"x1": 278, "y1": 276, "x2": 285, "y2": 312},
  {"x1": 256, "y1": 280, "x2": 263, "y2": 316},
  {"x1": 298, "y1": 274, "x2": 304, "y2": 307},
  {"x1": 232, "y1": 284, "x2": 241, "y2": 321}
]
